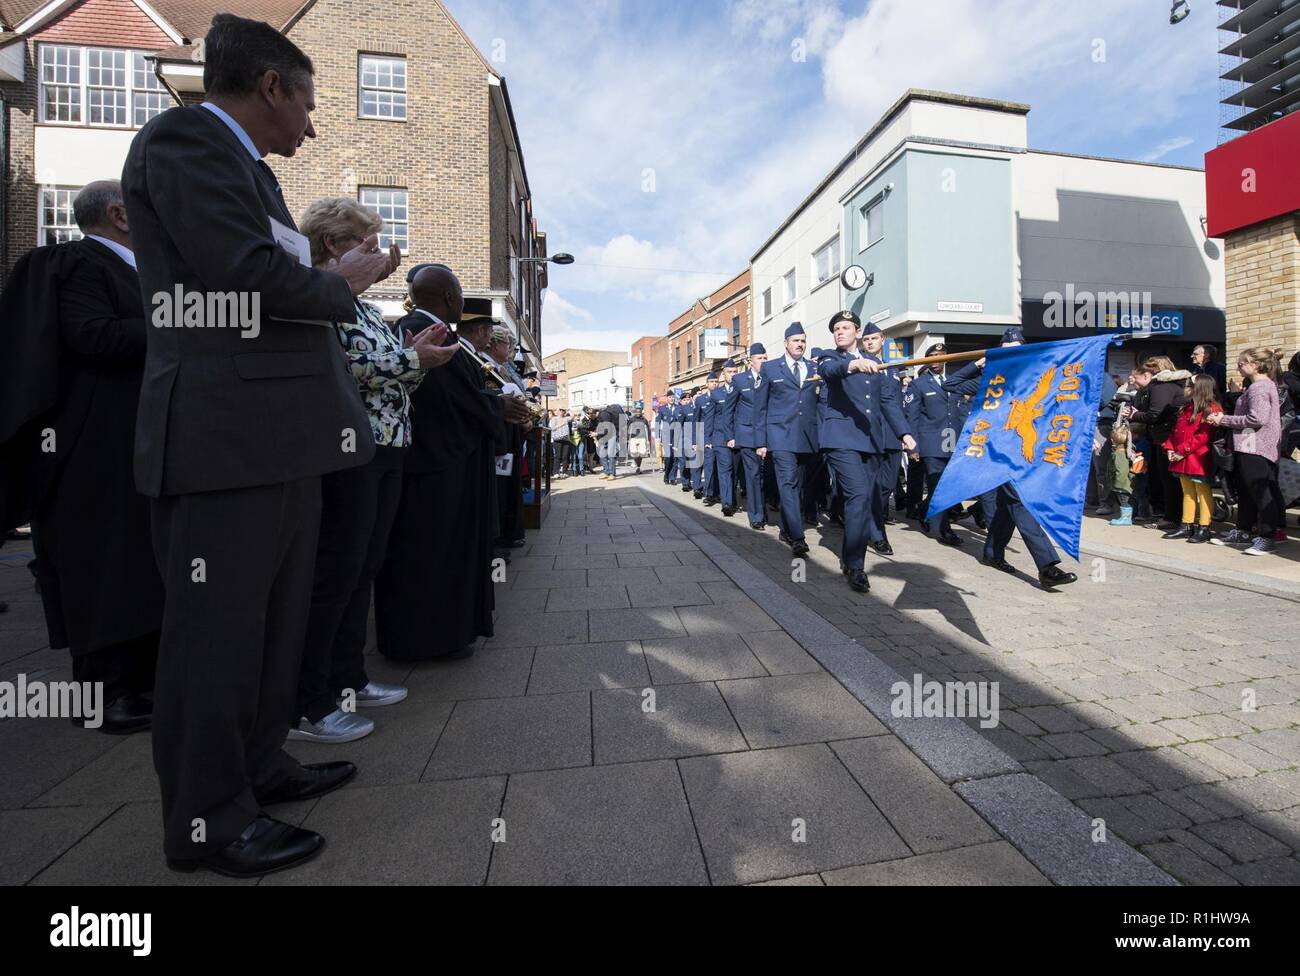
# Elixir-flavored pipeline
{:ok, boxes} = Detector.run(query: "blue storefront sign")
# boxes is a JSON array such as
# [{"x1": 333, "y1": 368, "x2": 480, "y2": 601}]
[{"x1": 1102, "y1": 309, "x2": 1183, "y2": 335}]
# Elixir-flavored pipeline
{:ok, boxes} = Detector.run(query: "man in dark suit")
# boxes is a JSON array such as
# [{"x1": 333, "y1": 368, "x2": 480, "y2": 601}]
[
  {"x1": 755, "y1": 323, "x2": 821, "y2": 557},
  {"x1": 904, "y1": 342, "x2": 965, "y2": 546},
  {"x1": 731, "y1": 346, "x2": 768, "y2": 529},
  {"x1": 816, "y1": 311, "x2": 915, "y2": 591},
  {"x1": 0, "y1": 181, "x2": 162, "y2": 733},
  {"x1": 122, "y1": 14, "x2": 400, "y2": 877}
]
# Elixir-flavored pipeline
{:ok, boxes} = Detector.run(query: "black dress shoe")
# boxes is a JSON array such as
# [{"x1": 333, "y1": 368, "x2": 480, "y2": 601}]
[
  {"x1": 507, "y1": 538, "x2": 527, "y2": 548},
  {"x1": 839, "y1": 561, "x2": 851, "y2": 576},
  {"x1": 848, "y1": 569, "x2": 870, "y2": 593},
  {"x1": 721, "y1": 506, "x2": 735, "y2": 517},
  {"x1": 256, "y1": 761, "x2": 356, "y2": 806},
  {"x1": 1189, "y1": 525, "x2": 1212, "y2": 544},
  {"x1": 949, "y1": 506, "x2": 971, "y2": 521},
  {"x1": 919, "y1": 519, "x2": 931, "y2": 534},
  {"x1": 791, "y1": 541, "x2": 810, "y2": 558},
  {"x1": 1162, "y1": 523, "x2": 1193, "y2": 540},
  {"x1": 693, "y1": 489, "x2": 704, "y2": 499},
  {"x1": 871, "y1": 540, "x2": 894, "y2": 556},
  {"x1": 1038, "y1": 564, "x2": 1078, "y2": 588},
  {"x1": 100, "y1": 694, "x2": 153, "y2": 735},
  {"x1": 681, "y1": 484, "x2": 693, "y2": 493},
  {"x1": 803, "y1": 517, "x2": 818, "y2": 528},
  {"x1": 779, "y1": 530, "x2": 794, "y2": 546},
  {"x1": 750, "y1": 522, "x2": 766, "y2": 530},
  {"x1": 828, "y1": 513, "x2": 843, "y2": 525},
  {"x1": 167, "y1": 815, "x2": 323, "y2": 878},
  {"x1": 703, "y1": 497, "x2": 717, "y2": 507},
  {"x1": 938, "y1": 530, "x2": 963, "y2": 547},
  {"x1": 981, "y1": 555, "x2": 1017, "y2": 574},
  {"x1": 972, "y1": 514, "x2": 988, "y2": 531}
]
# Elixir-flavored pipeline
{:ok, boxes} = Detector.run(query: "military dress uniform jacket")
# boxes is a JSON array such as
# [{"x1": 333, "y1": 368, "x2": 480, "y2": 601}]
[
  {"x1": 755, "y1": 358, "x2": 820, "y2": 453},
  {"x1": 816, "y1": 349, "x2": 910, "y2": 452}
]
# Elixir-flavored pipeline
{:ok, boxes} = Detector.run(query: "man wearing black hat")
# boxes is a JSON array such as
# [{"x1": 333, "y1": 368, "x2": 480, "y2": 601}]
[
  {"x1": 818, "y1": 311, "x2": 915, "y2": 589},
  {"x1": 706, "y1": 367, "x2": 739, "y2": 514},
  {"x1": 755, "y1": 323, "x2": 821, "y2": 557},
  {"x1": 731, "y1": 345, "x2": 769, "y2": 528},
  {"x1": 943, "y1": 327, "x2": 1077, "y2": 588},
  {"x1": 904, "y1": 342, "x2": 966, "y2": 546},
  {"x1": 856, "y1": 320, "x2": 909, "y2": 555}
]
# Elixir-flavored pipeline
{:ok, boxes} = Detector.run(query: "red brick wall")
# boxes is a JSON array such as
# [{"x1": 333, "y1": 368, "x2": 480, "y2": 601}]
[
  {"x1": 632, "y1": 334, "x2": 669, "y2": 413},
  {"x1": 39, "y1": 0, "x2": 171, "y2": 47}
]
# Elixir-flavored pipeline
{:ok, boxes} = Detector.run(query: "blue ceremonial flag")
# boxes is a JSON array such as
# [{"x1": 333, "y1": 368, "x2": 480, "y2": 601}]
[{"x1": 927, "y1": 334, "x2": 1123, "y2": 559}]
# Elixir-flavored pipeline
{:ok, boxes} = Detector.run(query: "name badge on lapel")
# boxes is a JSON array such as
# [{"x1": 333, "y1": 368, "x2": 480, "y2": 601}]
[{"x1": 268, "y1": 215, "x2": 312, "y2": 268}]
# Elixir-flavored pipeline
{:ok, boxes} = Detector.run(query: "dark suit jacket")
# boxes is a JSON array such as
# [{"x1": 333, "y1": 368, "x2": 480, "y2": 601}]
[
  {"x1": 904, "y1": 369, "x2": 962, "y2": 458},
  {"x1": 121, "y1": 104, "x2": 373, "y2": 497},
  {"x1": 395, "y1": 311, "x2": 503, "y2": 474}
]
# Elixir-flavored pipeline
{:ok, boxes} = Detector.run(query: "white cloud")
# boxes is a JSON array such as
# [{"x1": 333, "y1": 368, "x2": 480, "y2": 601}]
[
  {"x1": 541, "y1": 326, "x2": 647, "y2": 359},
  {"x1": 1141, "y1": 135, "x2": 1194, "y2": 162},
  {"x1": 540, "y1": 289, "x2": 593, "y2": 332}
]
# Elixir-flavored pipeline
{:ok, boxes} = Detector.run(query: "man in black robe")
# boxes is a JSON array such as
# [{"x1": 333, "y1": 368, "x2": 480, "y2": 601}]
[
  {"x1": 375, "y1": 270, "x2": 529, "y2": 660},
  {"x1": 0, "y1": 180, "x2": 162, "y2": 734}
]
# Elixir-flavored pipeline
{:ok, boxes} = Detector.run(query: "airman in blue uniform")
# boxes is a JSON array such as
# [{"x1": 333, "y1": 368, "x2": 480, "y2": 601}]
[
  {"x1": 818, "y1": 311, "x2": 916, "y2": 590},
  {"x1": 677, "y1": 391, "x2": 698, "y2": 492},
  {"x1": 755, "y1": 322, "x2": 821, "y2": 557},
  {"x1": 731, "y1": 344, "x2": 769, "y2": 529},
  {"x1": 708, "y1": 361, "x2": 740, "y2": 516},
  {"x1": 857, "y1": 322, "x2": 907, "y2": 555},
  {"x1": 699, "y1": 372, "x2": 720, "y2": 504},
  {"x1": 903, "y1": 342, "x2": 966, "y2": 546},
  {"x1": 657, "y1": 391, "x2": 678, "y2": 483}
]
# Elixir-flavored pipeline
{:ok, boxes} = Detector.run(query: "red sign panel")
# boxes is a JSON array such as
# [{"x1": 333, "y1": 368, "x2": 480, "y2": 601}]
[{"x1": 1205, "y1": 110, "x2": 1300, "y2": 238}]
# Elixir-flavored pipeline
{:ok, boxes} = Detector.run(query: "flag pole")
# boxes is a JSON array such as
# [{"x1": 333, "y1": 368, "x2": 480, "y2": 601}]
[{"x1": 880, "y1": 331, "x2": 1153, "y2": 372}]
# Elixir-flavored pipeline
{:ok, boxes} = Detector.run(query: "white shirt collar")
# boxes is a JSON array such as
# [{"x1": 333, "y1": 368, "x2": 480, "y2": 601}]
[
  {"x1": 784, "y1": 353, "x2": 805, "y2": 372},
  {"x1": 201, "y1": 102, "x2": 262, "y2": 161},
  {"x1": 414, "y1": 308, "x2": 444, "y2": 325},
  {"x1": 85, "y1": 234, "x2": 136, "y2": 269}
]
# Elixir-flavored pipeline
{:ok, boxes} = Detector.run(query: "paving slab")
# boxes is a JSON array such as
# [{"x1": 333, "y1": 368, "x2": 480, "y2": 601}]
[
  {"x1": 821, "y1": 841, "x2": 1050, "y2": 886},
  {"x1": 488, "y1": 761, "x2": 708, "y2": 885},
  {"x1": 264, "y1": 779, "x2": 505, "y2": 886},
  {"x1": 588, "y1": 607, "x2": 686, "y2": 642},
  {"x1": 423, "y1": 692, "x2": 591, "y2": 780},
  {"x1": 678, "y1": 743, "x2": 910, "y2": 885},
  {"x1": 527, "y1": 641, "x2": 651, "y2": 695},
  {"x1": 642, "y1": 634, "x2": 768, "y2": 685},
  {"x1": 718, "y1": 673, "x2": 886, "y2": 748},
  {"x1": 592, "y1": 683, "x2": 748, "y2": 764},
  {"x1": 0, "y1": 804, "x2": 118, "y2": 885},
  {"x1": 403, "y1": 646, "x2": 536, "y2": 701}
]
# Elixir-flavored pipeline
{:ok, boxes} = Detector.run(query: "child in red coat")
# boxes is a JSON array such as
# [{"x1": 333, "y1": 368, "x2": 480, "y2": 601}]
[{"x1": 1161, "y1": 374, "x2": 1220, "y2": 543}]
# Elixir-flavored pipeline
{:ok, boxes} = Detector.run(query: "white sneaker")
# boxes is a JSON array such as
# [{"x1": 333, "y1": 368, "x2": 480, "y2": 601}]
[
  {"x1": 287, "y1": 707, "x2": 374, "y2": 743},
  {"x1": 353, "y1": 680, "x2": 408, "y2": 708}
]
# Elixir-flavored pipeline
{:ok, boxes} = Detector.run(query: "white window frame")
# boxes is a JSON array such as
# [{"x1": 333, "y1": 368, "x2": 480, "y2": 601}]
[
  {"x1": 358, "y1": 54, "x2": 407, "y2": 121},
  {"x1": 859, "y1": 196, "x2": 884, "y2": 252},
  {"x1": 812, "y1": 234, "x2": 841, "y2": 288},
  {"x1": 761, "y1": 286, "x2": 773, "y2": 320},
  {"x1": 782, "y1": 268, "x2": 797, "y2": 309},
  {"x1": 38, "y1": 185, "x2": 84, "y2": 245},
  {"x1": 39, "y1": 44, "x2": 169, "y2": 128},
  {"x1": 359, "y1": 187, "x2": 409, "y2": 253},
  {"x1": 510, "y1": 241, "x2": 520, "y2": 306}
]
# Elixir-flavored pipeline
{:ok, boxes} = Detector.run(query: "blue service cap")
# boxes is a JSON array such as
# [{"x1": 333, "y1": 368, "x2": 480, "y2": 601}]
[
  {"x1": 707, "y1": 370, "x2": 720, "y2": 380},
  {"x1": 722, "y1": 358, "x2": 737, "y2": 368},
  {"x1": 748, "y1": 343, "x2": 766, "y2": 356},
  {"x1": 861, "y1": 321, "x2": 882, "y2": 336},
  {"x1": 1001, "y1": 326, "x2": 1025, "y2": 345},
  {"x1": 672, "y1": 387, "x2": 683, "y2": 397},
  {"x1": 784, "y1": 321, "x2": 806, "y2": 339}
]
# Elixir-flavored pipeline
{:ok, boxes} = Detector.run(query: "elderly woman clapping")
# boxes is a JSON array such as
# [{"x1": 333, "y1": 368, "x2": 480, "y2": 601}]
[{"x1": 286, "y1": 196, "x2": 454, "y2": 744}]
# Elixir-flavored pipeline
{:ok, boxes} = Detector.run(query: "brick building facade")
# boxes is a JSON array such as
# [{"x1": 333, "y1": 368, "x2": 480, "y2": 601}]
[
  {"x1": 1222, "y1": 213, "x2": 1300, "y2": 370},
  {"x1": 665, "y1": 268, "x2": 751, "y2": 391},
  {"x1": 630, "y1": 334, "x2": 668, "y2": 413},
  {"x1": 0, "y1": 0, "x2": 549, "y2": 362},
  {"x1": 541, "y1": 347, "x2": 628, "y2": 410}
]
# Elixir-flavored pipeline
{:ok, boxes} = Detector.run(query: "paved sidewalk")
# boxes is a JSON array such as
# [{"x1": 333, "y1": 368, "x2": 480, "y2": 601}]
[
  {"x1": 636, "y1": 468, "x2": 1300, "y2": 886},
  {"x1": 0, "y1": 467, "x2": 1294, "y2": 884}
]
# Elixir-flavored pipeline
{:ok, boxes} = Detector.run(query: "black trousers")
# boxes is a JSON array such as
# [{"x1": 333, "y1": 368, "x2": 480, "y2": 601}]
[
  {"x1": 71, "y1": 631, "x2": 159, "y2": 703},
  {"x1": 150, "y1": 477, "x2": 320, "y2": 859},
  {"x1": 1234, "y1": 453, "x2": 1279, "y2": 537},
  {"x1": 297, "y1": 446, "x2": 405, "y2": 722}
]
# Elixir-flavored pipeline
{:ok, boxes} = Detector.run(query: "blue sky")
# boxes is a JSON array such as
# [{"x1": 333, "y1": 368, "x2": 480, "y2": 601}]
[{"x1": 445, "y1": 0, "x2": 1224, "y2": 357}]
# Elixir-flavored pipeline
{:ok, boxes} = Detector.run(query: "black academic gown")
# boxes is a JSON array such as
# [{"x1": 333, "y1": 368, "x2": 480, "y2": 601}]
[
  {"x1": 0, "y1": 238, "x2": 163, "y2": 656},
  {"x1": 375, "y1": 316, "x2": 503, "y2": 660}
]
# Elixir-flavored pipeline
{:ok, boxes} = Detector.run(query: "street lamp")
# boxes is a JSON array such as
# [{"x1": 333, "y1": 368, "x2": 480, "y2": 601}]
[{"x1": 518, "y1": 253, "x2": 575, "y2": 265}]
